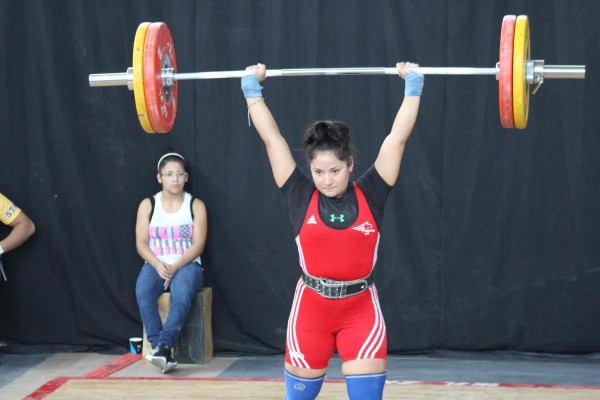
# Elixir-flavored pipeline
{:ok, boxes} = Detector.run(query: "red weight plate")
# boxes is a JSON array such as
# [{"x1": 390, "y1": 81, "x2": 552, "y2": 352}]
[
  {"x1": 143, "y1": 22, "x2": 178, "y2": 133},
  {"x1": 498, "y1": 15, "x2": 516, "y2": 128}
]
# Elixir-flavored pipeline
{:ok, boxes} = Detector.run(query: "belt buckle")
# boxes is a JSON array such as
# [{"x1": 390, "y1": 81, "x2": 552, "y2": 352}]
[{"x1": 318, "y1": 278, "x2": 345, "y2": 299}]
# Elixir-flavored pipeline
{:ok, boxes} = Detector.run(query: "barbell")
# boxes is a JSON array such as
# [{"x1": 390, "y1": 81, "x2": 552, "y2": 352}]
[{"x1": 89, "y1": 15, "x2": 585, "y2": 133}]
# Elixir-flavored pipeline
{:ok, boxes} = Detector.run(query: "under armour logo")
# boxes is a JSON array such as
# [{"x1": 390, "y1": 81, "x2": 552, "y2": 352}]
[{"x1": 330, "y1": 214, "x2": 345, "y2": 222}]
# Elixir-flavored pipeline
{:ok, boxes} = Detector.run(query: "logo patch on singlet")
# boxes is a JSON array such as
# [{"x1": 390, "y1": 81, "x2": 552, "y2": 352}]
[
  {"x1": 352, "y1": 221, "x2": 376, "y2": 235},
  {"x1": 307, "y1": 215, "x2": 317, "y2": 224},
  {"x1": 330, "y1": 214, "x2": 345, "y2": 223}
]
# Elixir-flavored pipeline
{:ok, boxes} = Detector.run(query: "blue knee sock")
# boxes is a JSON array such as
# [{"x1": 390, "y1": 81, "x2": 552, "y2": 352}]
[
  {"x1": 346, "y1": 372, "x2": 386, "y2": 400},
  {"x1": 284, "y1": 370, "x2": 325, "y2": 400}
]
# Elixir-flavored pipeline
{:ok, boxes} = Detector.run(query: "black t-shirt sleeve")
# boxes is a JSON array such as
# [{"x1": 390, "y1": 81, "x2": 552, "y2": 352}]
[
  {"x1": 280, "y1": 167, "x2": 315, "y2": 235},
  {"x1": 356, "y1": 165, "x2": 393, "y2": 229}
]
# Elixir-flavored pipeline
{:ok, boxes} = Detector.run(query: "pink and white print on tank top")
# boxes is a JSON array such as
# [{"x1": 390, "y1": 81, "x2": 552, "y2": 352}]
[
  {"x1": 148, "y1": 192, "x2": 201, "y2": 265},
  {"x1": 149, "y1": 223, "x2": 192, "y2": 256}
]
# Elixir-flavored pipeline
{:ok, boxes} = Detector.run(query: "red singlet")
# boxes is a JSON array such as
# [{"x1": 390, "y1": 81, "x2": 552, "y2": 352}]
[{"x1": 285, "y1": 184, "x2": 387, "y2": 369}]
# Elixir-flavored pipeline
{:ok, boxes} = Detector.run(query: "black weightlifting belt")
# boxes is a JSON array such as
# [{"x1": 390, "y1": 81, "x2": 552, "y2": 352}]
[{"x1": 301, "y1": 271, "x2": 373, "y2": 299}]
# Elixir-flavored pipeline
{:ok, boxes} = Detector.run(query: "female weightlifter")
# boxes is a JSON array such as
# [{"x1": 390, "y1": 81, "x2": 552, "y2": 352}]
[{"x1": 241, "y1": 62, "x2": 423, "y2": 399}]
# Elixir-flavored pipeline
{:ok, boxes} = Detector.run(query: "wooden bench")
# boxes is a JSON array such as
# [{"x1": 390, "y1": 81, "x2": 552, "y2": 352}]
[{"x1": 142, "y1": 287, "x2": 213, "y2": 364}]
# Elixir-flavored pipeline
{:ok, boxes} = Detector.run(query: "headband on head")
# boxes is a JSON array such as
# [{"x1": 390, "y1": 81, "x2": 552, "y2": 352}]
[{"x1": 157, "y1": 152, "x2": 185, "y2": 172}]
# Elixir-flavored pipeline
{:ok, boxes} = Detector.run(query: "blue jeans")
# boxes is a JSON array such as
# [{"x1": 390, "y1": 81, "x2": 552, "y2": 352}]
[{"x1": 135, "y1": 261, "x2": 204, "y2": 348}]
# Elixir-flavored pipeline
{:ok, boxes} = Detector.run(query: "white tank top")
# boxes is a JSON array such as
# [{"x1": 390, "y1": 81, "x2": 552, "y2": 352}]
[{"x1": 148, "y1": 191, "x2": 201, "y2": 265}]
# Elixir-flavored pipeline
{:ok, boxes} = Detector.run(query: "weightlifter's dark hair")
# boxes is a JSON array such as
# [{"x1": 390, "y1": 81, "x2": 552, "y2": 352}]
[{"x1": 303, "y1": 121, "x2": 355, "y2": 165}]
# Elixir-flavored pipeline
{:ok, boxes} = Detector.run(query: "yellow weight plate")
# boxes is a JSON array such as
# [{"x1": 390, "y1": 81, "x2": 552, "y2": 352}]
[
  {"x1": 133, "y1": 22, "x2": 155, "y2": 133},
  {"x1": 512, "y1": 15, "x2": 530, "y2": 129}
]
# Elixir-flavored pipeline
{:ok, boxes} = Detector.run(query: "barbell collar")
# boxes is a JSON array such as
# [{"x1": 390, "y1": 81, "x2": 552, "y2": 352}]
[
  {"x1": 162, "y1": 68, "x2": 176, "y2": 87},
  {"x1": 126, "y1": 67, "x2": 134, "y2": 90},
  {"x1": 527, "y1": 60, "x2": 545, "y2": 94}
]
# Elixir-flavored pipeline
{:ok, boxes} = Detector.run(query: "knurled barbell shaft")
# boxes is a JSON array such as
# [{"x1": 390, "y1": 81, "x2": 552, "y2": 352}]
[
  {"x1": 177, "y1": 67, "x2": 499, "y2": 80},
  {"x1": 88, "y1": 65, "x2": 585, "y2": 88},
  {"x1": 89, "y1": 67, "x2": 498, "y2": 87}
]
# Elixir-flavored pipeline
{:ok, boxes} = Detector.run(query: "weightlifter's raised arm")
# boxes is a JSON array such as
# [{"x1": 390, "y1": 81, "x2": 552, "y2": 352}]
[
  {"x1": 374, "y1": 62, "x2": 423, "y2": 186},
  {"x1": 242, "y1": 64, "x2": 296, "y2": 188}
]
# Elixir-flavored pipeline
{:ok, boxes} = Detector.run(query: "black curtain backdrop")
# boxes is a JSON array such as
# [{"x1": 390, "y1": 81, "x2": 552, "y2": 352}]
[{"x1": 0, "y1": 0, "x2": 598, "y2": 355}]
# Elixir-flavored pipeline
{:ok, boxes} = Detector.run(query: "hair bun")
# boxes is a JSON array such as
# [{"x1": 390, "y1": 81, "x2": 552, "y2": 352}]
[
  {"x1": 314, "y1": 122, "x2": 330, "y2": 139},
  {"x1": 303, "y1": 120, "x2": 354, "y2": 164}
]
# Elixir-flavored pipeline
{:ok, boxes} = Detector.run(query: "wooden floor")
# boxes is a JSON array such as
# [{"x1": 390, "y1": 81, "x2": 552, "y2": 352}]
[
  {"x1": 3, "y1": 349, "x2": 599, "y2": 399},
  {"x1": 38, "y1": 377, "x2": 600, "y2": 399}
]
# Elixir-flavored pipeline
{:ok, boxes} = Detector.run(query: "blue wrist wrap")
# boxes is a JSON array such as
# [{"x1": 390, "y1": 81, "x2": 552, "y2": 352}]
[
  {"x1": 404, "y1": 71, "x2": 424, "y2": 96},
  {"x1": 241, "y1": 75, "x2": 263, "y2": 98}
]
